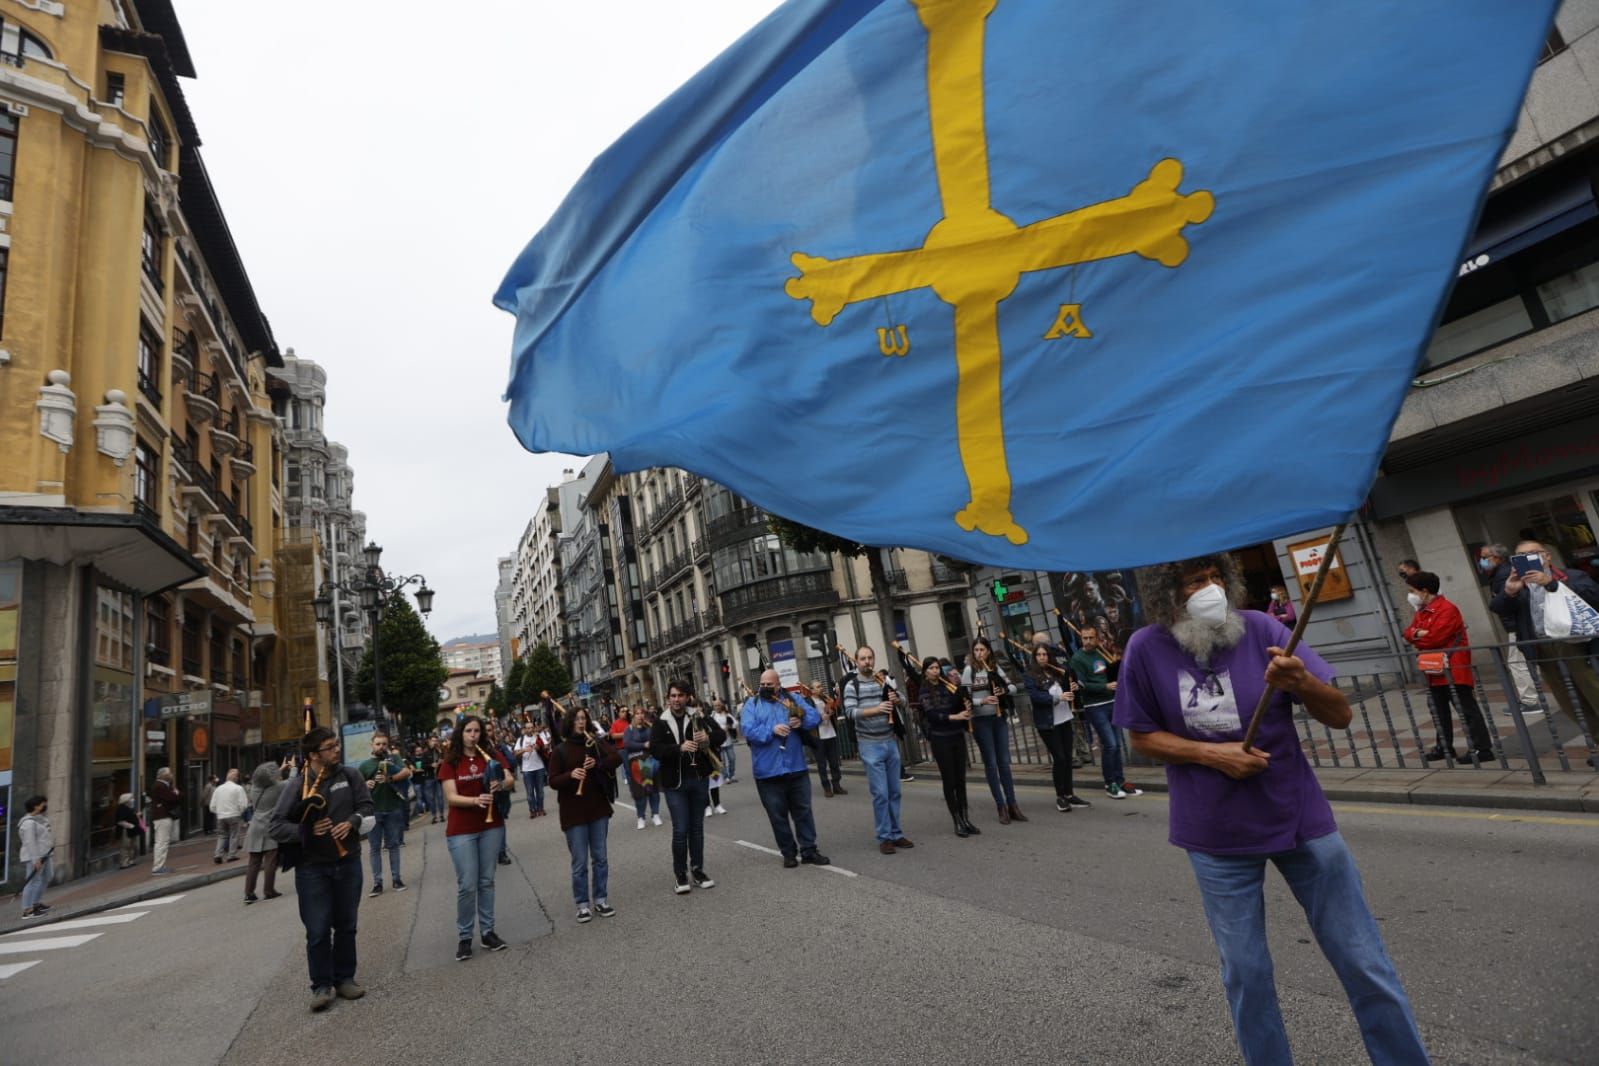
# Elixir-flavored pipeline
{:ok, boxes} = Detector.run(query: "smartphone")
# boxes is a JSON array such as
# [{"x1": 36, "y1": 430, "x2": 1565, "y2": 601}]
[{"x1": 1511, "y1": 552, "x2": 1543, "y2": 576}]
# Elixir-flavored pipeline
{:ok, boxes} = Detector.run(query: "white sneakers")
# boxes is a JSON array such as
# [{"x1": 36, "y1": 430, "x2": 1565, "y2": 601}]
[
  {"x1": 636, "y1": 817, "x2": 646, "y2": 830},
  {"x1": 651, "y1": 813, "x2": 662, "y2": 826},
  {"x1": 705, "y1": 805, "x2": 714, "y2": 817},
  {"x1": 714, "y1": 804, "x2": 728, "y2": 815}
]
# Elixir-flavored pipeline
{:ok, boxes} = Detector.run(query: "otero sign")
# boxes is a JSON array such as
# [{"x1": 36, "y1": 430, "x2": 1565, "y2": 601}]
[{"x1": 158, "y1": 691, "x2": 213, "y2": 719}]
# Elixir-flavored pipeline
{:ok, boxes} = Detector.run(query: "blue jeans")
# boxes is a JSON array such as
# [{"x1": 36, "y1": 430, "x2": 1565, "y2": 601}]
[
  {"x1": 1079, "y1": 703, "x2": 1123, "y2": 787},
  {"x1": 369, "y1": 809, "x2": 404, "y2": 883},
  {"x1": 721, "y1": 744, "x2": 736, "y2": 780},
  {"x1": 522, "y1": 769, "x2": 547, "y2": 813},
  {"x1": 294, "y1": 854, "x2": 362, "y2": 991},
  {"x1": 445, "y1": 827, "x2": 505, "y2": 940},
  {"x1": 1187, "y1": 832, "x2": 1428, "y2": 1066},
  {"x1": 971, "y1": 715, "x2": 1017, "y2": 806},
  {"x1": 633, "y1": 791, "x2": 661, "y2": 819},
  {"x1": 858, "y1": 737, "x2": 904, "y2": 842},
  {"x1": 754, "y1": 771, "x2": 819, "y2": 860},
  {"x1": 563, "y1": 818, "x2": 610, "y2": 906},
  {"x1": 663, "y1": 776, "x2": 710, "y2": 876},
  {"x1": 21, "y1": 856, "x2": 51, "y2": 911}
]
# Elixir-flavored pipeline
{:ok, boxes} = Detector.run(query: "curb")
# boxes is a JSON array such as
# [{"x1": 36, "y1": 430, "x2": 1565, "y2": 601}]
[{"x1": 0, "y1": 865, "x2": 246, "y2": 937}]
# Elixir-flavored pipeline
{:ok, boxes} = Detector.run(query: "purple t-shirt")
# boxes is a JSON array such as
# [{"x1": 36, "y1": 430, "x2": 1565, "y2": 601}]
[{"x1": 1112, "y1": 611, "x2": 1337, "y2": 856}]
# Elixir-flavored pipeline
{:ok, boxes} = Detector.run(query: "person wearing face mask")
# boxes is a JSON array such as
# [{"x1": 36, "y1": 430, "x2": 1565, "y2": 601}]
[
  {"x1": 1114, "y1": 553, "x2": 1428, "y2": 1066},
  {"x1": 1402, "y1": 572, "x2": 1494, "y2": 764},
  {"x1": 1264, "y1": 584, "x2": 1296, "y2": 628},
  {"x1": 741, "y1": 668, "x2": 830, "y2": 869},
  {"x1": 17, "y1": 795, "x2": 54, "y2": 919},
  {"x1": 1477, "y1": 543, "x2": 1540, "y2": 710}
]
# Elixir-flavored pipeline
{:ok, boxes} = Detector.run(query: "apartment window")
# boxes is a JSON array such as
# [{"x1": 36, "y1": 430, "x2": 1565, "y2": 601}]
[
  {"x1": 134, "y1": 439, "x2": 159, "y2": 509},
  {"x1": 146, "y1": 596, "x2": 171, "y2": 666},
  {"x1": 0, "y1": 21, "x2": 53, "y2": 66},
  {"x1": 95, "y1": 587, "x2": 134, "y2": 671},
  {"x1": 141, "y1": 206, "x2": 163, "y2": 290},
  {"x1": 0, "y1": 110, "x2": 16, "y2": 202},
  {"x1": 147, "y1": 102, "x2": 169, "y2": 170},
  {"x1": 137, "y1": 321, "x2": 163, "y2": 406},
  {"x1": 181, "y1": 615, "x2": 202, "y2": 676},
  {"x1": 0, "y1": 248, "x2": 8, "y2": 341},
  {"x1": 106, "y1": 71, "x2": 125, "y2": 107},
  {"x1": 209, "y1": 624, "x2": 226, "y2": 682}
]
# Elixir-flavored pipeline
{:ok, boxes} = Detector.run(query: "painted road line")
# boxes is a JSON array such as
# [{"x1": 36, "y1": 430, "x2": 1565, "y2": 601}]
[
  {"x1": 1333, "y1": 803, "x2": 1599, "y2": 827},
  {"x1": 735, "y1": 840, "x2": 858, "y2": 877},
  {"x1": 0, "y1": 960, "x2": 43, "y2": 979},
  {"x1": 2, "y1": 912, "x2": 149, "y2": 936},
  {"x1": 116, "y1": 894, "x2": 186, "y2": 909},
  {"x1": 0, "y1": 933, "x2": 103, "y2": 955}
]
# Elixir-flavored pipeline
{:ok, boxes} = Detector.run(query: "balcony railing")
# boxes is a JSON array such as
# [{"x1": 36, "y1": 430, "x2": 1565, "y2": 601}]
[
  {"x1": 931, "y1": 558, "x2": 969, "y2": 585},
  {"x1": 646, "y1": 483, "x2": 686, "y2": 533},
  {"x1": 133, "y1": 497, "x2": 159, "y2": 526},
  {"x1": 884, "y1": 568, "x2": 911, "y2": 592},
  {"x1": 706, "y1": 506, "x2": 768, "y2": 551},
  {"x1": 181, "y1": 654, "x2": 202, "y2": 678},
  {"x1": 720, "y1": 571, "x2": 838, "y2": 627},
  {"x1": 659, "y1": 549, "x2": 692, "y2": 586},
  {"x1": 691, "y1": 536, "x2": 709, "y2": 561},
  {"x1": 137, "y1": 368, "x2": 163, "y2": 409}
]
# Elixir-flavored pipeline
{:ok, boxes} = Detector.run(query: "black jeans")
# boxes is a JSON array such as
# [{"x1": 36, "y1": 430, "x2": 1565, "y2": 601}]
[
  {"x1": 1429, "y1": 683, "x2": 1492, "y2": 753},
  {"x1": 1037, "y1": 721, "x2": 1076, "y2": 798},
  {"x1": 663, "y1": 775, "x2": 710, "y2": 876},
  {"x1": 295, "y1": 853, "x2": 362, "y2": 991},
  {"x1": 927, "y1": 733, "x2": 969, "y2": 814},
  {"x1": 754, "y1": 771, "x2": 819, "y2": 859},
  {"x1": 815, "y1": 736, "x2": 842, "y2": 790}
]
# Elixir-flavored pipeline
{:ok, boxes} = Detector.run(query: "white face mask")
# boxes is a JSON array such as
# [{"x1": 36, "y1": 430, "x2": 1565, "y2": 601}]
[
  {"x1": 1406, "y1": 592, "x2": 1423, "y2": 609},
  {"x1": 1184, "y1": 583, "x2": 1230, "y2": 625}
]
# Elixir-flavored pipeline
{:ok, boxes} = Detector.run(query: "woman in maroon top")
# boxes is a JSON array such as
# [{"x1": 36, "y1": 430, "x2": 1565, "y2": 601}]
[
  {"x1": 437, "y1": 716, "x2": 515, "y2": 962},
  {"x1": 549, "y1": 707, "x2": 622, "y2": 923}
]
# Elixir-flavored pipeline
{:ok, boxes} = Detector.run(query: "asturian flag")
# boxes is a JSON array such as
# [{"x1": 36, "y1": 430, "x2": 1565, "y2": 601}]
[{"x1": 495, "y1": 0, "x2": 1555, "y2": 569}]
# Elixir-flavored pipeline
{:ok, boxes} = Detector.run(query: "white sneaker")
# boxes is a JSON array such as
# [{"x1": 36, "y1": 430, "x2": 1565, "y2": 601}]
[
  {"x1": 705, "y1": 806, "x2": 714, "y2": 817},
  {"x1": 636, "y1": 817, "x2": 646, "y2": 830},
  {"x1": 714, "y1": 804, "x2": 728, "y2": 815},
  {"x1": 651, "y1": 813, "x2": 662, "y2": 826}
]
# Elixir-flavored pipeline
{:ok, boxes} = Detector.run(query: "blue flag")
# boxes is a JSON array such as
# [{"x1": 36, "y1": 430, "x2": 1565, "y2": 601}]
[{"x1": 496, "y1": 0, "x2": 1554, "y2": 570}]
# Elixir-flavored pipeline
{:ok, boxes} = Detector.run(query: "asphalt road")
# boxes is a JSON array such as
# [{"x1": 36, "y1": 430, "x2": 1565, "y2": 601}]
[{"x1": 2, "y1": 771, "x2": 1595, "y2": 1065}]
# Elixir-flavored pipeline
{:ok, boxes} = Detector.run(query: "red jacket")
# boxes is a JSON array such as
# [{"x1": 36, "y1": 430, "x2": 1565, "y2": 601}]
[{"x1": 1403, "y1": 594, "x2": 1474, "y2": 687}]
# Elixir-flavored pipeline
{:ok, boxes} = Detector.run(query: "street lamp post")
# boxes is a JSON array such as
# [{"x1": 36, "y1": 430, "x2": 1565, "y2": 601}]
[{"x1": 313, "y1": 541, "x2": 433, "y2": 730}]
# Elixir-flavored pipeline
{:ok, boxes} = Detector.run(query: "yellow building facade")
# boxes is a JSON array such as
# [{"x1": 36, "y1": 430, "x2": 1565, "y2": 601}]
[{"x1": 0, "y1": 0, "x2": 317, "y2": 888}]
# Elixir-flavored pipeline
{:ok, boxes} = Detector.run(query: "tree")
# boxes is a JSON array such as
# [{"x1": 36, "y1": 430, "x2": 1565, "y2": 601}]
[
  {"x1": 767, "y1": 515, "x2": 916, "y2": 762},
  {"x1": 355, "y1": 596, "x2": 449, "y2": 736},
  {"x1": 524, "y1": 641, "x2": 572, "y2": 701},
  {"x1": 485, "y1": 682, "x2": 508, "y2": 718},
  {"x1": 503, "y1": 656, "x2": 528, "y2": 712}
]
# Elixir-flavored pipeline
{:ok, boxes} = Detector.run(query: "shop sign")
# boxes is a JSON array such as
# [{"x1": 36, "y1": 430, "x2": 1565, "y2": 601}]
[
  {"x1": 159, "y1": 691, "x2": 212, "y2": 719},
  {"x1": 1287, "y1": 535, "x2": 1354, "y2": 605}
]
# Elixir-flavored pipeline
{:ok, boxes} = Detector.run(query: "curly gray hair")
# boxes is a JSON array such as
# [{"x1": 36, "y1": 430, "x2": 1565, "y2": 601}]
[{"x1": 1135, "y1": 553, "x2": 1247, "y2": 629}]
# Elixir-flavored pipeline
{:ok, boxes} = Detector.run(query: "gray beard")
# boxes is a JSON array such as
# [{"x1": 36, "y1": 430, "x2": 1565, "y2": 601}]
[{"x1": 1169, "y1": 612, "x2": 1247, "y2": 668}]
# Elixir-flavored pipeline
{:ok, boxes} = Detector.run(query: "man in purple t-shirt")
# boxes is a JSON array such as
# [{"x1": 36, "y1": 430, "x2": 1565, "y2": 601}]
[{"x1": 1114, "y1": 553, "x2": 1428, "y2": 1066}]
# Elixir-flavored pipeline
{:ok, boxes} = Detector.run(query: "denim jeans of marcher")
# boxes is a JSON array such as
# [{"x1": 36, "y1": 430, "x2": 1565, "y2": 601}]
[
  {"x1": 522, "y1": 768, "x2": 547, "y2": 813},
  {"x1": 663, "y1": 776, "x2": 710, "y2": 876},
  {"x1": 563, "y1": 817, "x2": 610, "y2": 905},
  {"x1": 754, "y1": 771, "x2": 819, "y2": 859},
  {"x1": 721, "y1": 743, "x2": 736, "y2": 781},
  {"x1": 971, "y1": 715, "x2": 1017, "y2": 806},
  {"x1": 857, "y1": 737, "x2": 903, "y2": 842},
  {"x1": 1187, "y1": 831, "x2": 1429, "y2": 1066},
  {"x1": 369, "y1": 808, "x2": 404, "y2": 882},
  {"x1": 633, "y1": 791, "x2": 661, "y2": 819},
  {"x1": 446, "y1": 827, "x2": 505, "y2": 940},
  {"x1": 294, "y1": 853, "x2": 362, "y2": 991},
  {"x1": 1079, "y1": 703, "x2": 1122, "y2": 786}
]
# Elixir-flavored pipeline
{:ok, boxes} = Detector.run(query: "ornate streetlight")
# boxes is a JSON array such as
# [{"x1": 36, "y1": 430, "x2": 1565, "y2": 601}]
[{"x1": 313, "y1": 541, "x2": 433, "y2": 724}]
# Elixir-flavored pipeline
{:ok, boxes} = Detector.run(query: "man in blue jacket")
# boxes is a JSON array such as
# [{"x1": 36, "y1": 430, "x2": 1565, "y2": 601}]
[{"x1": 741, "y1": 669, "x2": 830, "y2": 868}]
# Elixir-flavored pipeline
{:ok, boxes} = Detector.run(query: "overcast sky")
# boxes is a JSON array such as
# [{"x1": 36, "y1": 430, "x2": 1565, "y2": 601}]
[{"x1": 176, "y1": 1, "x2": 775, "y2": 641}]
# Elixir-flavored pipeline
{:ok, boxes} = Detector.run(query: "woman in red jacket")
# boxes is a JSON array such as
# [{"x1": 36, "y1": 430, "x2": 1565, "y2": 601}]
[{"x1": 1403, "y1": 572, "x2": 1495, "y2": 764}]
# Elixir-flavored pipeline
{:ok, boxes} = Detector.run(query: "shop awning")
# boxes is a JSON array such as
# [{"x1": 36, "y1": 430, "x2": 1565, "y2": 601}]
[
  {"x1": 0, "y1": 506, "x2": 204, "y2": 594},
  {"x1": 1462, "y1": 175, "x2": 1598, "y2": 269}
]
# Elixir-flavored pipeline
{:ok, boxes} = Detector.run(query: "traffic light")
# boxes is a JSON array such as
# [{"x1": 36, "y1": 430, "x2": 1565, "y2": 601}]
[
  {"x1": 808, "y1": 633, "x2": 828, "y2": 656},
  {"x1": 719, "y1": 658, "x2": 730, "y2": 677}
]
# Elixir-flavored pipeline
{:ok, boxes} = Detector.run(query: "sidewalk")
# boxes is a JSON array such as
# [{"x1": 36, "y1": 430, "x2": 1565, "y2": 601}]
[{"x1": 0, "y1": 833, "x2": 247, "y2": 936}]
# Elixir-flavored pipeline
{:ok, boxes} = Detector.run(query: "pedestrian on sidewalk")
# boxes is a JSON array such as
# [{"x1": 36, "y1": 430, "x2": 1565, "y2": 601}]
[
  {"x1": 270, "y1": 727, "x2": 374, "y2": 1012},
  {"x1": 146, "y1": 767, "x2": 181, "y2": 874},
  {"x1": 742, "y1": 669, "x2": 829, "y2": 870},
  {"x1": 548, "y1": 706, "x2": 622, "y2": 924},
  {"x1": 623, "y1": 709, "x2": 662, "y2": 829},
  {"x1": 1403, "y1": 571, "x2": 1496, "y2": 765},
  {"x1": 359, "y1": 731, "x2": 411, "y2": 896},
  {"x1": 114, "y1": 792, "x2": 141, "y2": 869},
  {"x1": 1479, "y1": 543, "x2": 1542, "y2": 710},
  {"x1": 1116, "y1": 553, "x2": 1428, "y2": 1066},
  {"x1": 843, "y1": 646, "x2": 914, "y2": 855},
  {"x1": 653, "y1": 679, "x2": 726, "y2": 894},
  {"x1": 421, "y1": 736, "x2": 444, "y2": 821},
  {"x1": 961, "y1": 638, "x2": 1026, "y2": 824},
  {"x1": 210, "y1": 768, "x2": 248, "y2": 863},
  {"x1": 437, "y1": 716, "x2": 515, "y2": 962},
  {"x1": 514, "y1": 720, "x2": 548, "y2": 819},
  {"x1": 201, "y1": 775, "x2": 219, "y2": 835},
  {"x1": 1070, "y1": 626, "x2": 1126, "y2": 800},
  {"x1": 1265, "y1": 583, "x2": 1297, "y2": 629},
  {"x1": 243, "y1": 760, "x2": 287, "y2": 904},
  {"x1": 17, "y1": 795, "x2": 53, "y2": 919},
  {"x1": 918, "y1": 657, "x2": 979, "y2": 837},
  {"x1": 1025, "y1": 645, "x2": 1087, "y2": 814}
]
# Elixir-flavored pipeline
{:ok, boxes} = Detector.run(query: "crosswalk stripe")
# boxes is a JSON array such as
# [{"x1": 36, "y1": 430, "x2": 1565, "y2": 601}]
[
  {"x1": 0, "y1": 933, "x2": 103, "y2": 955},
  {"x1": 2, "y1": 912, "x2": 148, "y2": 937},
  {"x1": 0, "y1": 960, "x2": 42, "y2": 979},
  {"x1": 117, "y1": 894, "x2": 185, "y2": 909}
]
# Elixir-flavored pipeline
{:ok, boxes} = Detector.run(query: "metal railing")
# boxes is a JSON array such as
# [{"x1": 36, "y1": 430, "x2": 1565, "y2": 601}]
[{"x1": 137, "y1": 368, "x2": 163, "y2": 408}]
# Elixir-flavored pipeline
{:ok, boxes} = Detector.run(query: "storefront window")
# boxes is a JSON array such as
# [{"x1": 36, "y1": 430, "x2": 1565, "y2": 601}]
[
  {"x1": 95, "y1": 587, "x2": 134, "y2": 670},
  {"x1": 1536, "y1": 259, "x2": 1599, "y2": 324},
  {"x1": 1422, "y1": 296, "x2": 1533, "y2": 369},
  {"x1": 92, "y1": 675, "x2": 133, "y2": 761}
]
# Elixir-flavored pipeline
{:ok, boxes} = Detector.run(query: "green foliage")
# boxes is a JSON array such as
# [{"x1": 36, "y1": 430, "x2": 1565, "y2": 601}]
[
  {"x1": 486, "y1": 682, "x2": 508, "y2": 717},
  {"x1": 767, "y1": 515, "x2": 867, "y2": 558},
  {"x1": 503, "y1": 656, "x2": 529, "y2": 710},
  {"x1": 524, "y1": 641, "x2": 572, "y2": 700},
  {"x1": 355, "y1": 596, "x2": 448, "y2": 735}
]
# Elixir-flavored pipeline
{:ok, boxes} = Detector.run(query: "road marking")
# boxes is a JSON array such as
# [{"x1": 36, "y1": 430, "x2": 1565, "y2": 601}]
[
  {"x1": 0, "y1": 933, "x2": 103, "y2": 955},
  {"x1": 117, "y1": 894, "x2": 186, "y2": 908},
  {"x1": 2, "y1": 911, "x2": 148, "y2": 936},
  {"x1": 1333, "y1": 803, "x2": 1599, "y2": 827},
  {"x1": 0, "y1": 961, "x2": 42, "y2": 979},
  {"x1": 735, "y1": 840, "x2": 858, "y2": 877}
]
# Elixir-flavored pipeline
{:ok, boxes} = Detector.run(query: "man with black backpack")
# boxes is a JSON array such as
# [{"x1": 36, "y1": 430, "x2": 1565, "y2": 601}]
[{"x1": 843, "y1": 646, "x2": 915, "y2": 855}]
